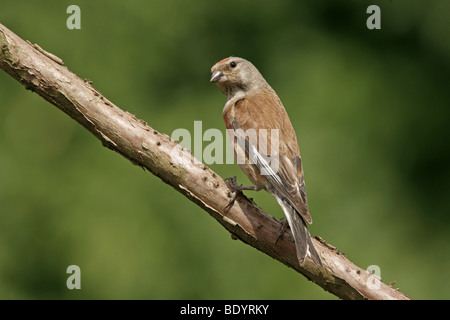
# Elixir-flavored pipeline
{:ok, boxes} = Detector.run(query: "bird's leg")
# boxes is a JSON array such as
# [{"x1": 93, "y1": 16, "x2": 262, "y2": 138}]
[
  {"x1": 225, "y1": 176, "x2": 260, "y2": 192},
  {"x1": 275, "y1": 217, "x2": 289, "y2": 244},
  {"x1": 224, "y1": 176, "x2": 261, "y2": 210}
]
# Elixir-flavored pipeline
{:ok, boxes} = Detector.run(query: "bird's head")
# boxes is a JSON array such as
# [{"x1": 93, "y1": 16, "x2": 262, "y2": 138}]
[{"x1": 210, "y1": 57, "x2": 266, "y2": 97}]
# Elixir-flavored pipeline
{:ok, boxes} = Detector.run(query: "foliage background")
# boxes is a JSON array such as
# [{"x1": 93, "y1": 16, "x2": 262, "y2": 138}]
[{"x1": 0, "y1": 0, "x2": 449, "y2": 299}]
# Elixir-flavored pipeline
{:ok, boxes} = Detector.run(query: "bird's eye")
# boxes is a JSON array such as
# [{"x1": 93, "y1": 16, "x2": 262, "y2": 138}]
[{"x1": 230, "y1": 61, "x2": 237, "y2": 68}]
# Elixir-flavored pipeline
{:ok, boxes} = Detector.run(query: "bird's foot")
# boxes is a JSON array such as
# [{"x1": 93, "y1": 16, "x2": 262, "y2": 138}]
[
  {"x1": 224, "y1": 176, "x2": 259, "y2": 210},
  {"x1": 224, "y1": 176, "x2": 258, "y2": 192},
  {"x1": 224, "y1": 176, "x2": 241, "y2": 210},
  {"x1": 275, "y1": 217, "x2": 289, "y2": 244}
]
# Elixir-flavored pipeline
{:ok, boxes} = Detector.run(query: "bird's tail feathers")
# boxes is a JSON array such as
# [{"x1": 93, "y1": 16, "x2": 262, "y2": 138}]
[{"x1": 275, "y1": 196, "x2": 322, "y2": 266}]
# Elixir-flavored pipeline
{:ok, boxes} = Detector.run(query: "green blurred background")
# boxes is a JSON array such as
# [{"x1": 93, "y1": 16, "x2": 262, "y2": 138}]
[{"x1": 0, "y1": 0, "x2": 449, "y2": 299}]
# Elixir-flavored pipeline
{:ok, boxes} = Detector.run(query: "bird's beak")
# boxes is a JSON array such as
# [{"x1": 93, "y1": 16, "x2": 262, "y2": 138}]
[{"x1": 210, "y1": 70, "x2": 224, "y2": 83}]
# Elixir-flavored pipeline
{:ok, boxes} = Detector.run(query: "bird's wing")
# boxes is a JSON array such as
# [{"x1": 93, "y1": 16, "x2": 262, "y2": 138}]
[{"x1": 229, "y1": 93, "x2": 312, "y2": 224}]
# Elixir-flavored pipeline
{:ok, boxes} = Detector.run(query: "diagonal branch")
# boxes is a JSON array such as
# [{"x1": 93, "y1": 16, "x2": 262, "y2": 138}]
[{"x1": 0, "y1": 23, "x2": 410, "y2": 300}]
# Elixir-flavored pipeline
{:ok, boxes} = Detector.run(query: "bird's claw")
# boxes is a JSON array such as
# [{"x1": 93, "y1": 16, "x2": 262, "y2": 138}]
[
  {"x1": 224, "y1": 176, "x2": 240, "y2": 191},
  {"x1": 224, "y1": 192, "x2": 238, "y2": 211},
  {"x1": 224, "y1": 176, "x2": 259, "y2": 210},
  {"x1": 275, "y1": 218, "x2": 288, "y2": 244},
  {"x1": 224, "y1": 176, "x2": 240, "y2": 210}
]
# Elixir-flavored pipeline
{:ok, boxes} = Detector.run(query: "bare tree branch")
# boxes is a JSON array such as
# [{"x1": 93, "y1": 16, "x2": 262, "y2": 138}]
[{"x1": 0, "y1": 23, "x2": 410, "y2": 300}]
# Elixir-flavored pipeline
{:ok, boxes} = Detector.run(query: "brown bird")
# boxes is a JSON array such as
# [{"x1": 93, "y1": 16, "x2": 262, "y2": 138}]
[{"x1": 210, "y1": 57, "x2": 321, "y2": 266}]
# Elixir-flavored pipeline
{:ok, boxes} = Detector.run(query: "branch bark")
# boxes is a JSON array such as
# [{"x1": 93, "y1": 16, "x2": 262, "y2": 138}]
[{"x1": 0, "y1": 23, "x2": 410, "y2": 300}]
